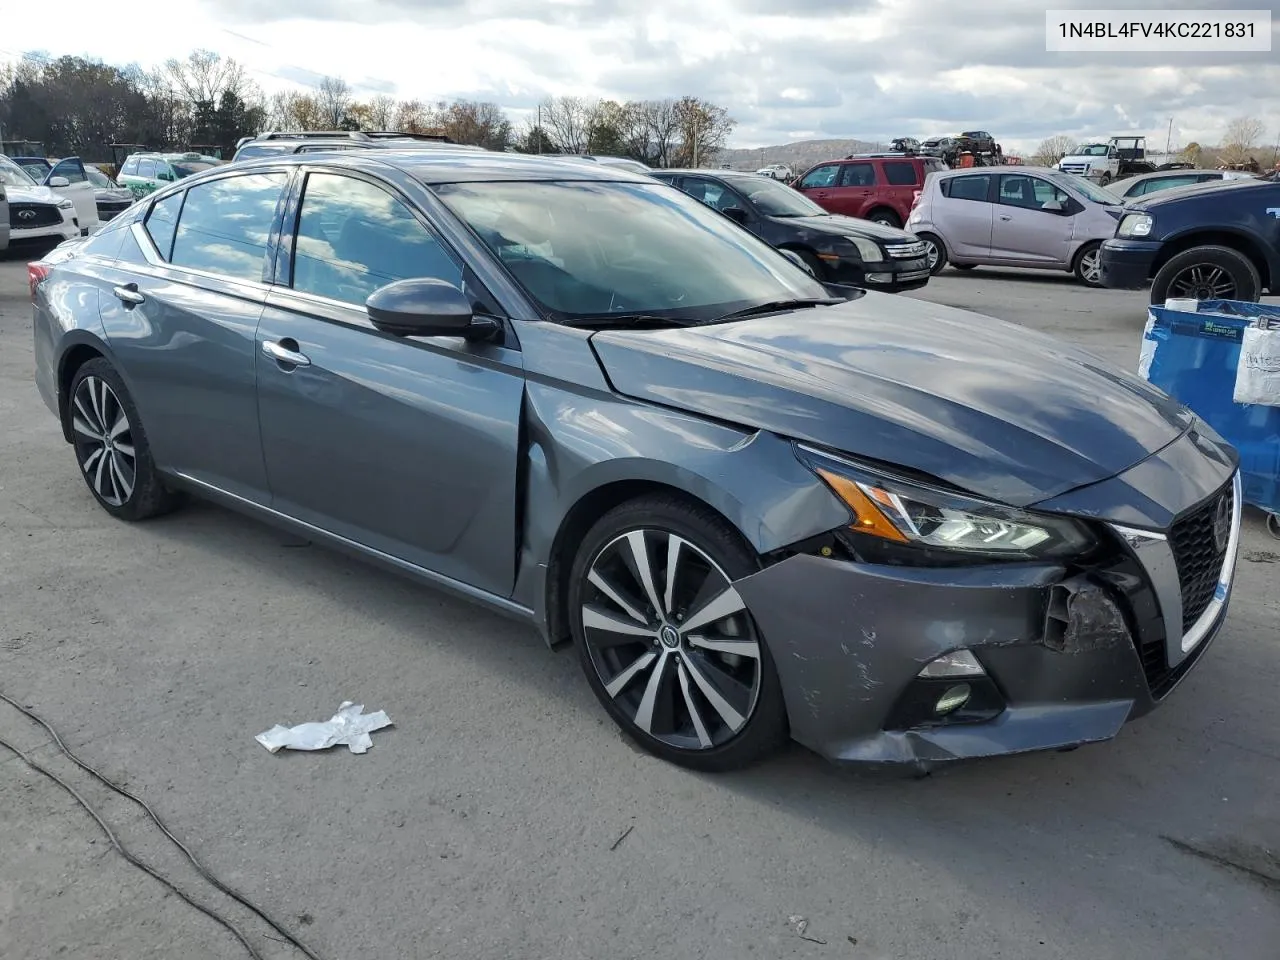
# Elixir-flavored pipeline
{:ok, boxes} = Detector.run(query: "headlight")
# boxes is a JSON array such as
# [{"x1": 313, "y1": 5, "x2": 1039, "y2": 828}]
[
  {"x1": 844, "y1": 236, "x2": 885, "y2": 262},
  {"x1": 1117, "y1": 213, "x2": 1153, "y2": 238},
  {"x1": 797, "y1": 445, "x2": 1096, "y2": 561},
  {"x1": 57, "y1": 199, "x2": 74, "y2": 210}
]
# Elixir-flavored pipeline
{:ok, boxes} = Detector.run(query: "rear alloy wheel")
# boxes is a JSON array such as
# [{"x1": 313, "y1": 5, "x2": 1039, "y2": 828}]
[
  {"x1": 69, "y1": 358, "x2": 181, "y2": 521},
  {"x1": 918, "y1": 232, "x2": 948, "y2": 275},
  {"x1": 1073, "y1": 241, "x2": 1103, "y2": 287},
  {"x1": 868, "y1": 210, "x2": 902, "y2": 228},
  {"x1": 569, "y1": 496, "x2": 787, "y2": 771},
  {"x1": 1149, "y1": 245, "x2": 1261, "y2": 304}
]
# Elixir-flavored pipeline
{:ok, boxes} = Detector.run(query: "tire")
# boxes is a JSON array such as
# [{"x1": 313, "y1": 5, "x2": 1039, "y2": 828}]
[
  {"x1": 867, "y1": 210, "x2": 902, "y2": 228},
  {"x1": 1099, "y1": 172, "x2": 1112, "y2": 186},
  {"x1": 1149, "y1": 245, "x2": 1261, "y2": 304},
  {"x1": 918, "y1": 232, "x2": 948, "y2": 275},
  {"x1": 952, "y1": 264, "x2": 975, "y2": 271},
  {"x1": 1073, "y1": 241, "x2": 1103, "y2": 287},
  {"x1": 568, "y1": 494, "x2": 789, "y2": 772},
  {"x1": 67, "y1": 358, "x2": 182, "y2": 521}
]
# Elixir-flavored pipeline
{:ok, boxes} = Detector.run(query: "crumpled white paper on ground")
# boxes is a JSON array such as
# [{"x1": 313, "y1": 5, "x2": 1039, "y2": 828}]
[{"x1": 256, "y1": 701, "x2": 393, "y2": 755}]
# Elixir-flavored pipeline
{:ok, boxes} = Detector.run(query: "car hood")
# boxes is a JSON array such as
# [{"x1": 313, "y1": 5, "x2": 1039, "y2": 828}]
[
  {"x1": 4, "y1": 184, "x2": 63, "y2": 205},
  {"x1": 771, "y1": 213, "x2": 915, "y2": 242},
  {"x1": 590, "y1": 294, "x2": 1192, "y2": 507},
  {"x1": 1125, "y1": 177, "x2": 1276, "y2": 212}
]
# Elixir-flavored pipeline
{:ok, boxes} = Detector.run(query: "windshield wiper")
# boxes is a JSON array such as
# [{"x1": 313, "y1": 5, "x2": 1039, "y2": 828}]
[
  {"x1": 560, "y1": 313, "x2": 693, "y2": 330},
  {"x1": 712, "y1": 298, "x2": 842, "y2": 322}
]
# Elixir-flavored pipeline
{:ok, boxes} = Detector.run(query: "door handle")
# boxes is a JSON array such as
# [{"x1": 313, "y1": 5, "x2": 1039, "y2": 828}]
[
  {"x1": 112, "y1": 283, "x2": 144, "y2": 305},
  {"x1": 263, "y1": 338, "x2": 311, "y2": 367},
  {"x1": 999, "y1": 215, "x2": 1012, "y2": 221}
]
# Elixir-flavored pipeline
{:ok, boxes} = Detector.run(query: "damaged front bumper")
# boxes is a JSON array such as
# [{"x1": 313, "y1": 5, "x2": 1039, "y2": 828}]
[{"x1": 732, "y1": 467, "x2": 1242, "y2": 768}]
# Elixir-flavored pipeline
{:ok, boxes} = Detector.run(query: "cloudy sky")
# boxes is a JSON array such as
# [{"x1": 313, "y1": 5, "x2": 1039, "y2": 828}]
[{"x1": 4, "y1": 0, "x2": 1278, "y2": 154}]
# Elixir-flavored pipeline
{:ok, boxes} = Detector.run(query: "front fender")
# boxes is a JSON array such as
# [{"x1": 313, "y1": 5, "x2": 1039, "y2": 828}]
[{"x1": 512, "y1": 380, "x2": 851, "y2": 642}]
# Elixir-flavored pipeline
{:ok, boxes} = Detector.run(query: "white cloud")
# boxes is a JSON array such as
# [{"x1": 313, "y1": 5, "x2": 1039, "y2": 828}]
[{"x1": 3, "y1": 0, "x2": 1277, "y2": 155}]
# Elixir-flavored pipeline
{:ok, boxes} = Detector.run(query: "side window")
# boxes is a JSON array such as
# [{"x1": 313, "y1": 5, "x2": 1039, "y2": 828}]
[
  {"x1": 680, "y1": 177, "x2": 734, "y2": 211},
  {"x1": 997, "y1": 175, "x2": 1064, "y2": 210},
  {"x1": 838, "y1": 162, "x2": 876, "y2": 187},
  {"x1": 52, "y1": 159, "x2": 87, "y2": 183},
  {"x1": 144, "y1": 191, "x2": 184, "y2": 260},
  {"x1": 798, "y1": 164, "x2": 840, "y2": 189},
  {"x1": 169, "y1": 172, "x2": 286, "y2": 281},
  {"x1": 883, "y1": 161, "x2": 918, "y2": 186},
  {"x1": 138, "y1": 159, "x2": 156, "y2": 178},
  {"x1": 121, "y1": 156, "x2": 138, "y2": 176},
  {"x1": 942, "y1": 175, "x2": 991, "y2": 202},
  {"x1": 291, "y1": 172, "x2": 462, "y2": 307}
]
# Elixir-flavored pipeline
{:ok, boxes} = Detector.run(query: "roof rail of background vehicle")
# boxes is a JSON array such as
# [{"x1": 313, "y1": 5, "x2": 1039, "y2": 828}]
[
  {"x1": 251, "y1": 130, "x2": 456, "y2": 143},
  {"x1": 226, "y1": 149, "x2": 658, "y2": 183},
  {"x1": 844, "y1": 152, "x2": 918, "y2": 159}
]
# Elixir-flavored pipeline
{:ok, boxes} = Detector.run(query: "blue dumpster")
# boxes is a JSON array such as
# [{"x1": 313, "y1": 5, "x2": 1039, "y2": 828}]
[{"x1": 1139, "y1": 299, "x2": 1280, "y2": 520}]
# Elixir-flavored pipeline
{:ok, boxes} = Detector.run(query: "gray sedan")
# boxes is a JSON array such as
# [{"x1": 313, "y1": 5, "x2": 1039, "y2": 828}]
[{"x1": 31, "y1": 151, "x2": 1242, "y2": 771}]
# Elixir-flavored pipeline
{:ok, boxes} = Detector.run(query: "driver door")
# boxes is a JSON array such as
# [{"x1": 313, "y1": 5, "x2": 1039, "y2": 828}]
[
  {"x1": 255, "y1": 167, "x2": 526, "y2": 598},
  {"x1": 47, "y1": 158, "x2": 99, "y2": 233}
]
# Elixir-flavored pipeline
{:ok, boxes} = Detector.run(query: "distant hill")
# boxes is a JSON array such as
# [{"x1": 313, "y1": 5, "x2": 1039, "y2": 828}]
[{"x1": 713, "y1": 138, "x2": 890, "y2": 172}]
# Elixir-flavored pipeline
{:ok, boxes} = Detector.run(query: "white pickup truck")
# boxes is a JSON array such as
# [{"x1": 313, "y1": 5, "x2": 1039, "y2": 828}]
[{"x1": 1057, "y1": 136, "x2": 1173, "y2": 185}]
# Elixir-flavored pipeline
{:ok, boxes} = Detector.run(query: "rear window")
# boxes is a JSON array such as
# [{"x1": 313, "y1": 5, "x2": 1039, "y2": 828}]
[
  {"x1": 941, "y1": 175, "x2": 991, "y2": 201},
  {"x1": 882, "y1": 161, "x2": 918, "y2": 186},
  {"x1": 233, "y1": 144, "x2": 288, "y2": 161}
]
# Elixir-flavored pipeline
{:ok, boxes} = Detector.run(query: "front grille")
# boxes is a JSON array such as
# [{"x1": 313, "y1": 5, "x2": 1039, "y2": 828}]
[
  {"x1": 10, "y1": 203, "x2": 62, "y2": 228},
  {"x1": 1060, "y1": 163, "x2": 1089, "y2": 175},
  {"x1": 885, "y1": 241, "x2": 927, "y2": 259},
  {"x1": 1168, "y1": 485, "x2": 1232, "y2": 633}
]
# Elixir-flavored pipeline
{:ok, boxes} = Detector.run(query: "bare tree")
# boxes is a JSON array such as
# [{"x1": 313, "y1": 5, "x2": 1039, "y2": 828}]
[
  {"x1": 1032, "y1": 134, "x2": 1076, "y2": 167},
  {"x1": 1220, "y1": 116, "x2": 1265, "y2": 165},
  {"x1": 393, "y1": 98, "x2": 433, "y2": 133},
  {"x1": 539, "y1": 96, "x2": 594, "y2": 153},
  {"x1": 436, "y1": 100, "x2": 512, "y2": 150},
  {"x1": 316, "y1": 76, "x2": 351, "y2": 129},
  {"x1": 636, "y1": 99, "x2": 682, "y2": 168},
  {"x1": 165, "y1": 50, "x2": 251, "y2": 108},
  {"x1": 266, "y1": 90, "x2": 324, "y2": 131},
  {"x1": 366, "y1": 93, "x2": 396, "y2": 130},
  {"x1": 672, "y1": 96, "x2": 735, "y2": 167}
]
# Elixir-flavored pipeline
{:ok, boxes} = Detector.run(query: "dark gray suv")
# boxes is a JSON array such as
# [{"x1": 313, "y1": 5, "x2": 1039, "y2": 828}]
[{"x1": 30, "y1": 151, "x2": 1242, "y2": 772}]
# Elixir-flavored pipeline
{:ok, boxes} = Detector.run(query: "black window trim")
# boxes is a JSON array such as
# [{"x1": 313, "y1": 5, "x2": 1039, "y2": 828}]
[{"x1": 129, "y1": 166, "x2": 293, "y2": 291}]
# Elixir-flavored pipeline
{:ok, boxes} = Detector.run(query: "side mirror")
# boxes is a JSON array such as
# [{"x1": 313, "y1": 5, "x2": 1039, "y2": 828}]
[
  {"x1": 366, "y1": 278, "x2": 499, "y2": 340},
  {"x1": 48, "y1": 176, "x2": 71, "y2": 187},
  {"x1": 779, "y1": 249, "x2": 816, "y2": 276},
  {"x1": 156, "y1": 171, "x2": 174, "y2": 182},
  {"x1": 721, "y1": 206, "x2": 749, "y2": 226}
]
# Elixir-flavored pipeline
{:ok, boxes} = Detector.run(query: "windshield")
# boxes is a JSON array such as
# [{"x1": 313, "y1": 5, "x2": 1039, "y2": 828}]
[
  {"x1": 730, "y1": 176, "x2": 826, "y2": 217},
  {"x1": 1055, "y1": 172, "x2": 1122, "y2": 204},
  {"x1": 173, "y1": 161, "x2": 217, "y2": 177},
  {"x1": 1075, "y1": 144, "x2": 1111, "y2": 156},
  {"x1": 435, "y1": 179, "x2": 829, "y2": 322},
  {"x1": 0, "y1": 157, "x2": 38, "y2": 187},
  {"x1": 85, "y1": 166, "x2": 112, "y2": 188}
]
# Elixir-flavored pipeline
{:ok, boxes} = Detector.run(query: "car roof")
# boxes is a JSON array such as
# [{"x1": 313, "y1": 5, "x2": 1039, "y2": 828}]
[
  {"x1": 937, "y1": 164, "x2": 1056, "y2": 176},
  {"x1": 229, "y1": 149, "x2": 657, "y2": 184}
]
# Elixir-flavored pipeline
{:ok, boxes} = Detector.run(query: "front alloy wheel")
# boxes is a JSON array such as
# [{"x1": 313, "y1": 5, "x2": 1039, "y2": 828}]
[{"x1": 570, "y1": 496, "x2": 787, "y2": 770}]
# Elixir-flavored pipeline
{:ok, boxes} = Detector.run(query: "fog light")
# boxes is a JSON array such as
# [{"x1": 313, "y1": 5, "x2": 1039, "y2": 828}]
[
  {"x1": 864, "y1": 272, "x2": 892, "y2": 283},
  {"x1": 934, "y1": 683, "x2": 972, "y2": 715},
  {"x1": 917, "y1": 649, "x2": 986, "y2": 678}
]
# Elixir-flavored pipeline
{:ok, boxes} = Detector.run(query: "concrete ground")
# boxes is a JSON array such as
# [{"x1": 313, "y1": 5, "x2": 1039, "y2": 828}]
[{"x1": 1, "y1": 255, "x2": 1277, "y2": 960}]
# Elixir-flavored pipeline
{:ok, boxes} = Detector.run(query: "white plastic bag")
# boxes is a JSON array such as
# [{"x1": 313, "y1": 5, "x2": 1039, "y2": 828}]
[{"x1": 1233, "y1": 322, "x2": 1280, "y2": 407}]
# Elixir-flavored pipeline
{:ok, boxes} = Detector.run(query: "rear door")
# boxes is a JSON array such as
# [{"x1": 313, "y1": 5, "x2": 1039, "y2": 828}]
[
  {"x1": 255, "y1": 166, "x2": 525, "y2": 596},
  {"x1": 48, "y1": 158, "x2": 99, "y2": 232},
  {"x1": 935, "y1": 173, "x2": 995, "y2": 258},
  {"x1": 831, "y1": 161, "x2": 877, "y2": 217},
  {"x1": 96, "y1": 169, "x2": 289, "y2": 501},
  {"x1": 880, "y1": 159, "x2": 922, "y2": 222},
  {"x1": 990, "y1": 173, "x2": 1073, "y2": 266},
  {"x1": 0, "y1": 180, "x2": 8, "y2": 251}
]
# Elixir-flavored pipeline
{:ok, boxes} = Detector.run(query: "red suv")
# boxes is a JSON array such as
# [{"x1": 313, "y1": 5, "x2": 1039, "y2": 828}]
[{"x1": 793, "y1": 153, "x2": 947, "y2": 228}]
